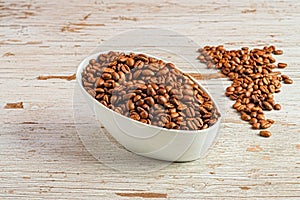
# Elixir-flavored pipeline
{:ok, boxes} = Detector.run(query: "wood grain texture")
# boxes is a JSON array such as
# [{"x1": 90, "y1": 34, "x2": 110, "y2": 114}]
[{"x1": 0, "y1": 0, "x2": 299, "y2": 199}]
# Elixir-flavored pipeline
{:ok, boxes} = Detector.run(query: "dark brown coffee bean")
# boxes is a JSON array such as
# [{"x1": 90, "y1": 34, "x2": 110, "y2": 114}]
[
  {"x1": 273, "y1": 104, "x2": 281, "y2": 110},
  {"x1": 262, "y1": 101, "x2": 273, "y2": 111},
  {"x1": 284, "y1": 78, "x2": 293, "y2": 84},
  {"x1": 136, "y1": 99, "x2": 144, "y2": 107},
  {"x1": 121, "y1": 65, "x2": 130, "y2": 74},
  {"x1": 273, "y1": 49, "x2": 283, "y2": 55},
  {"x1": 111, "y1": 71, "x2": 120, "y2": 81},
  {"x1": 144, "y1": 97, "x2": 155, "y2": 106},
  {"x1": 147, "y1": 86, "x2": 156, "y2": 96},
  {"x1": 277, "y1": 63, "x2": 287, "y2": 68},
  {"x1": 157, "y1": 95, "x2": 167, "y2": 105},
  {"x1": 157, "y1": 88, "x2": 167, "y2": 95}
]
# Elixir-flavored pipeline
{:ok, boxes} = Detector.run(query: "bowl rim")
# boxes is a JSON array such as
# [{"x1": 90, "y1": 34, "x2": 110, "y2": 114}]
[{"x1": 76, "y1": 50, "x2": 222, "y2": 134}]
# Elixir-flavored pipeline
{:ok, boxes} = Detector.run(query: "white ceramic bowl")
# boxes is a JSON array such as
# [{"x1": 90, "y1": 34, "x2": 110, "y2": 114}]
[{"x1": 76, "y1": 51, "x2": 221, "y2": 162}]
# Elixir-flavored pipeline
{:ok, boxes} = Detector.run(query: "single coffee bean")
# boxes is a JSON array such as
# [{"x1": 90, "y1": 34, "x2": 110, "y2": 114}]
[
  {"x1": 144, "y1": 97, "x2": 155, "y2": 106},
  {"x1": 241, "y1": 113, "x2": 251, "y2": 121},
  {"x1": 273, "y1": 103, "x2": 281, "y2": 110},
  {"x1": 103, "y1": 68, "x2": 115, "y2": 73},
  {"x1": 127, "y1": 100, "x2": 135, "y2": 111},
  {"x1": 284, "y1": 78, "x2": 293, "y2": 84},
  {"x1": 157, "y1": 95, "x2": 168, "y2": 105},
  {"x1": 273, "y1": 50, "x2": 283, "y2": 55},
  {"x1": 277, "y1": 63, "x2": 287, "y2": 68},
  {"x1": 257, "y1": 114, "x2": 265, "y2": 120},
  {"x1": 259, "y1": 130, "x2": 272, "y2": 137},
  {"x1": 126, "y1": 58, "x2": 135, "y2": 67},
  {"x1": 147, "y1": 86, "x2": 156, "y2": 96},
  {"x1": 252, "y1": 123, "x2": 261, "y2": 129},
  {"x1": 262, "y1": 101, "x2": 273, "y2": 111},
  {"x1": 250, "y1": 118, "x2": 258, "y2": 124}
]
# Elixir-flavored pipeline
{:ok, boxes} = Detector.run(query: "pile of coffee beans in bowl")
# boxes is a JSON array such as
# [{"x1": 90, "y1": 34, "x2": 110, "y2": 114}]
[{"x1": 81, "y1": 51, "x2": 220, "y2": 131}]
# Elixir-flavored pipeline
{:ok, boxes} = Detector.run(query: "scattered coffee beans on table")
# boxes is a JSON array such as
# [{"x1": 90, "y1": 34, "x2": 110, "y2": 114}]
[
  {"x1": 197, "y1": 45, "x2": 293, "y2": 137},
  {"x1": 82, "y1": 51, "x2": 220, "y2": 130}
]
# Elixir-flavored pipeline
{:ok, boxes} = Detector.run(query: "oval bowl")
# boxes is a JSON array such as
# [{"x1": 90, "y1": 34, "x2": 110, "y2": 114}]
[{"x1": 76, "y1": 51, "x2": 221, "y2": 162}]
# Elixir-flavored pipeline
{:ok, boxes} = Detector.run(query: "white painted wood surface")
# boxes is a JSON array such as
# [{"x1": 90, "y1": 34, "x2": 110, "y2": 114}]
[{"x1": 0, "y1": 0, "x2": 299, "y2": 199}]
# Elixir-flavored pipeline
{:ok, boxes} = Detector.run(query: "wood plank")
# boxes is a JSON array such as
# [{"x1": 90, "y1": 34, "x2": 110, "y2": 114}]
[{"x1": 0, "y1": 0, "x2": 299, "y2": 199}]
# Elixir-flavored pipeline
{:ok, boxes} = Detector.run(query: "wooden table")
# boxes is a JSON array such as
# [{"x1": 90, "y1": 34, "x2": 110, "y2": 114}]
[{"x1": 1, "y1": 0, "x2": 299, "y2": 199}]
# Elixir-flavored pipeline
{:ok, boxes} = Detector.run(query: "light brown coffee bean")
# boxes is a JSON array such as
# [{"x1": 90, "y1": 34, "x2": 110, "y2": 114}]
[
  {"x1": 250, "y1": 118, "x2": 258, "y2": 124},
  {"x1": 260, "y1": 120, "x2": 272, "y2": 129},
  {"x1": 259, "y1": 130, "x2": 272, "y2": 137},
  {"x1": 252, "y1": 123, "x2": 261, "y2": 129},
  {"x1": 241, "y1": 113, "x2": 251, "y2": 121}
]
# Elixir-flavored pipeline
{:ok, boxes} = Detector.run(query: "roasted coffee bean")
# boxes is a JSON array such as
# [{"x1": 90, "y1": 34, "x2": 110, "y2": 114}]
[
  {"x1": 259, "y1": 130, "x2": 272, "y2": 137},
  {"x1": 252, "y1": 123, "x2": 261, "y2": 129},
  {"x1": 277, "y1": 63, "x2": 287, "y2": 68},
  {"x1": 126, "y1": 58, "x2": 135, "y2": 67},
  {"x1": 273, "y1": 103, "x2": 281, "y2": 110},
  {"x1": 241, "y1": 113, "x2": 251, "y2": 121},
  {"x1": 82, "y1": 51, "x2": 220, "y2": 131},
  {"x1": 142, "y1": 69, "x2": 155, "y2": 76},
  {"x1": 284, "y1": 78, "x2": 293, "y2": 84},
  {"x1": 250, "y1": 118, "x2": 258, "y2": 124},
  {"x1": 186, "y1": 107, "x2": 195, "y2": 117},
  {"x1": 144, "y1": 97, "x2": 155, "y2": 106},
  {"x1": 147, "y1": 86, "x2": 156, "y2": 96},
  {"x1": 260, "y1": 120, "x2": 272, "y2": 129},
  {"x1": 157, "y1": 95, "x2": 168, "y2": 105},
  {"x1": 262, "y1": 101, "x2": 273, "y2": 111}
]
